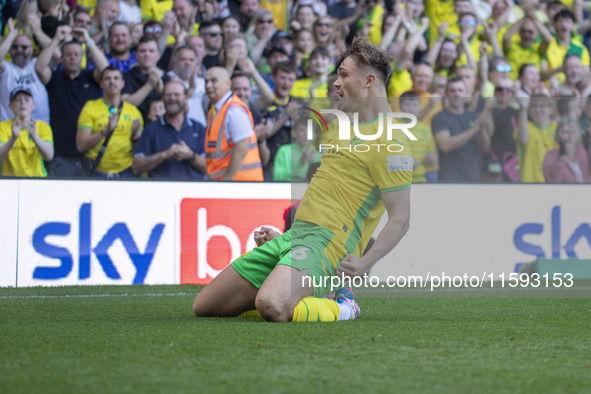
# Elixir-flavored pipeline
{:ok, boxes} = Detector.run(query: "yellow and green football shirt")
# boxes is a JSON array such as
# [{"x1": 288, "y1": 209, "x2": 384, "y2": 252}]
[
  {"x1": 77, "y1": 99, "x2": 143, "y2": 174},
  {"x1": 505, "y1": 41, "x2": 543, "y2": 80},
  {"x1": 296, "y1": 115, "x2": 413, "y2": 261},
  {"x1": 516, "y1": 121, "x2": 558, "y2": 183},
  {"x1": 545, "y1": 36, "x2": 590, "y2": 85},
  {"x1": 0, "y1": 120, "x2": 53, "y2": 177},
  {"x1": 290, "y1": 78, "x2": 328, "y2": 98},
  {"x1": 425, "y1": 0, "x2": 457, "y2": 46}
]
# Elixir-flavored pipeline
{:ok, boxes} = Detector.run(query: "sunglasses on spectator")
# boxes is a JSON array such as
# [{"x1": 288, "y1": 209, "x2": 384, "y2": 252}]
[
  {"x1": 317, "y1": 22, "x2": 334, "y2": 28},
  {"x1": 11, "y1": 44, "x2": 30, "y2": 50},
  {"x1": 495, "y1": 86, "x2": 512, "y2": 93},
  {"x1": 520, "y1": 29, "x2": 535, "y2": 34},
  {"x1": 75, "y1": 19, "x2": 92, "y2": 26},
  {"x1": 204, "y1": 32, "x2": 223, "y2": 37},
  {"x1": 145, "y1": 26, "x2": 162, "y2": 34},
  {"x1": 495, "y1": 64, "x2": 512, "y2": 72},
  {"x1": 460, "y1": 19, "x2": 477, "y2": 26},
  {"x1": 258, "y1": 19, "x2": 274, "y2": 24}
]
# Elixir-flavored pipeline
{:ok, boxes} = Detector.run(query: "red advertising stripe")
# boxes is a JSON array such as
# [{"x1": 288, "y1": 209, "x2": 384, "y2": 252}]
[{"x1": 180, "y1": 198, "x2": 292, "y2": 284}]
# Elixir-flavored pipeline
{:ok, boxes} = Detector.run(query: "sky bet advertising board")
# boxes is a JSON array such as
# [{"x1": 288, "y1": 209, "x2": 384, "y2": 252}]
[{"x1": 1, "y1": 180, "x2": 590, "y2": 287}]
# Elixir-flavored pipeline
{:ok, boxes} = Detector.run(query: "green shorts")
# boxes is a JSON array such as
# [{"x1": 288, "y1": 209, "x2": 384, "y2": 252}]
[{"x1": 231, "y1": 221, "x2": 341, "y2": 297}]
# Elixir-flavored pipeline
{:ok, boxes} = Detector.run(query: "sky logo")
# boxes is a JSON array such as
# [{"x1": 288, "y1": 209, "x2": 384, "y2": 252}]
[
  {"x1": 513, "y1": 206, "x2": 591, "y2": 259},
  {"x1": 32, "y1": 203, "x2": 165, "y2": 284}
]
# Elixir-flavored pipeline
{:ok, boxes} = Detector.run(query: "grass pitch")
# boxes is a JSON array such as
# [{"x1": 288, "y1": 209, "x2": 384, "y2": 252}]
[{"x1": 1, "y1": 284, "x2": 590, "y2": 393}]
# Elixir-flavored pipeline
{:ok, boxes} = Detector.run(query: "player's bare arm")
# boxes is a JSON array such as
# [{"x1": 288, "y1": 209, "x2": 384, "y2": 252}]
[{"x1": 337, "y1": 188, "x2": 411, "y2": 277}]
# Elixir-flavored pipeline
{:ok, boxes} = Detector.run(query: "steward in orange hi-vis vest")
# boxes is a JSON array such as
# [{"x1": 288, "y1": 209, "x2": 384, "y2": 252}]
[{"x1": 205, "y1": 94, "x2": 264, "y2": 181}]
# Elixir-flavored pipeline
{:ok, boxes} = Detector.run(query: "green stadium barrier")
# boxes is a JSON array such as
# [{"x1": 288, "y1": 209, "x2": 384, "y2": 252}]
[{"x1": 519, "y1": 258, "x2": 591, "y2": 279}]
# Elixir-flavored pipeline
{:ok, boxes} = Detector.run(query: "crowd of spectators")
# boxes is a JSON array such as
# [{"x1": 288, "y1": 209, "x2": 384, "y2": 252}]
[{"x1": 1, "y1": 0, "x2": 591, "y2": 183}]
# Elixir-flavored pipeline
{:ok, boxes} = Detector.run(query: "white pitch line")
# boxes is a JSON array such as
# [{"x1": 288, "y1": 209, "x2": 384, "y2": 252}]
[{"x1": 0, "y1": 292, "x2": 198, "y2": 300}]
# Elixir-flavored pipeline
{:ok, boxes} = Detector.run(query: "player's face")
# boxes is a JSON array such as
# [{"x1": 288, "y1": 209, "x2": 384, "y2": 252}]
[
  {"x1": 163, "y1": 82, "x2": 188, "y2": 116},
  {"x1": 334, "y1": 57, "x2": 367, "y2": 110}
]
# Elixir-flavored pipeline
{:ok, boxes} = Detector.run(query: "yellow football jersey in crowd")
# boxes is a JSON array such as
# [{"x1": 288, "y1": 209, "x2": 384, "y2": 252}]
[{"x1": 0, "y1": 120, "x2": 53, "y2": 177}]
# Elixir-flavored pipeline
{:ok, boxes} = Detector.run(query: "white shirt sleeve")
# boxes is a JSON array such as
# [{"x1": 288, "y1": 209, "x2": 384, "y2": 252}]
[{"x1": 224, "y1": 105, "x2": 254, "y2": 145}]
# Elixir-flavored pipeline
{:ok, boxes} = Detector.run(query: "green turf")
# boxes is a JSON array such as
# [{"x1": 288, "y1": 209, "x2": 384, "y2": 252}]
[{"x1": 1, "y1": 285, "x2": 590, "y2": 393}]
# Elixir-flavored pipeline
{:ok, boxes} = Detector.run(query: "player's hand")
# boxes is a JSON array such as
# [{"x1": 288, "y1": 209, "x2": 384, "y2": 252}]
[
  {"x1": 337, "y1": 254, "x2": 370, "y2": 278},
  {"x1": 254, "y1": 227, "x2": 281, "y2": 247}
]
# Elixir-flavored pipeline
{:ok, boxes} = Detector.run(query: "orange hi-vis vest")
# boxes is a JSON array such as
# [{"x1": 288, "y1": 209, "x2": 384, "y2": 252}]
[{"x1": 205, "y1": 94, "x2": 264, "y2": 181}]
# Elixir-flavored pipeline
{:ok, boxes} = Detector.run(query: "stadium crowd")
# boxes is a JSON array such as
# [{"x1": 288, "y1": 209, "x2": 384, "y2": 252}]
[{"x1": 1, "y1": 0, "x2": 591, "y2": 183}]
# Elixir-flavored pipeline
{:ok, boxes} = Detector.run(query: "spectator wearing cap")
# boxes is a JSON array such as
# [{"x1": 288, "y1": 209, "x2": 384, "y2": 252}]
[
  {"x1": 132, "y1": 79, "x2": 206, "y2": 179},
  {"x1": 0, "y1": 19, "x2": 50, "y2": 124},
  {"x1": 199, "y1": 21, "x2": 224, "y2": 69},
  {"x1": 260, "y1": 46, "x2": 291, "y2": 91},
  {"x1": 35, "y1": 24, "x2": 109, "y2": 177},
  {"x1": 290, "y1": 46, "x2": 330, "y2": 98},
  {"x1": 0, "y1": 87, "x2": 54, "y2": 177}
]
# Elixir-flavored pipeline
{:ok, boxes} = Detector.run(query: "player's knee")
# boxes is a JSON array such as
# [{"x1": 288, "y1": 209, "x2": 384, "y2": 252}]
[
  {"x1": 192, "y1": 295, "x2": 209, "y2": 317},
  {"x1": 255, "y1": 296, "x2": 292, "y2": 322}
]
